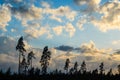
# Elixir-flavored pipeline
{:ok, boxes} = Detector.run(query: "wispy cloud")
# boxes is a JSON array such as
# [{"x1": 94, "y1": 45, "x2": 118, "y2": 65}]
[{"x1": 112, "y1": 40, "x2": 120, "y2": 45}]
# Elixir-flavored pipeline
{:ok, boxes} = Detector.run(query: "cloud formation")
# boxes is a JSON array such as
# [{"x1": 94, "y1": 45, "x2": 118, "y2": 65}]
[
  {"x1": 74, "y1": 0, "x2": 120, "y2": 32},
  {"x1": 92, "y1": 1, "x2": 120, "y2": 32},
  {"x1": 12, "y1": 5, "x2": 43, "y2": 25},
  {"x1": 1, "y1": 0, "x2": 120, "y2": 39},
  {"x1": 53, "y1": 26, "x2": 63, "y2": 36},
  {"x1": 44, "y1": 6, "x2": 77, "y2": 22},
  {"x1": 65, "y1": 23, "x2": 76, "y2": 37},
  {"x1": 0, "y1": 4, "x2": 11, "y2": 31},
  {"x1": 74, "y1": 0, "x2": 101, "y2": 13},
  {"x1": 112, "y1": 40, "x2": 120, "y2": 45},
  {"x1": 79, "y1": 41, "x2": 112, "y2": 54}
]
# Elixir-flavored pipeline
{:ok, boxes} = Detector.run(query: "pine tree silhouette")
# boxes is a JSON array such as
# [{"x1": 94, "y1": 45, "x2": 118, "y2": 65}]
[
  {"x1": 27, "y1": 51, "x2": 35, "y2": 69},
  {"x1": 64, "y1": 58, "x2": 70, "y2": 73},
  {"x1": 5, "y1": 67, "x2": 11, "y2": 76},
  {"x1": 20, "y1": 57, "x2": 28, "y2": 75},
  {"x1": 73, "y1": 61, "x2": 78, "y2": 72},
  {"x1": 16, "y1": 36, "x2": 26, "y2": 74},
  {"x1": 99, "y1": 62, "x2": 104, "y2": 75},
  {"x1": 40, "y1": 46, "x2": 51, "y2": 74},
  {"x1": 107, "y1": 68, "x2": 113, "y2": 76},
  {"x1": 80, "y1": 61, "x2": 86, "y2": 74},
  {"x1": 117, "y1": 64, "x2": 120, "y2": 74}
]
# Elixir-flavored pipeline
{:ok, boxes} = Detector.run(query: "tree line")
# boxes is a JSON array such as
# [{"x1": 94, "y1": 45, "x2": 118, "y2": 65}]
[{"x1": 0, "y1": 36, "x2": 120, "y2": 80}]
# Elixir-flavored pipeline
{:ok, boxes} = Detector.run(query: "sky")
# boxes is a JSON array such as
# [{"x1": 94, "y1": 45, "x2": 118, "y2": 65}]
[
  {"x1": 0, "y1": 0, "x2": 120, "y2": 49},
  {"x1": 0, "y1": 0, "x2": 120, "y2": 73}
]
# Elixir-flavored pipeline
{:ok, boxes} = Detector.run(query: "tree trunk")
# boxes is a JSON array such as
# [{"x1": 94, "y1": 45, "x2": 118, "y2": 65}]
[
  {"x1": 18, "y1": 52, "x2": 20, "y2": 75},
  {"x1": 31, "y1": 59, "x2": 32, "y2": 69}
]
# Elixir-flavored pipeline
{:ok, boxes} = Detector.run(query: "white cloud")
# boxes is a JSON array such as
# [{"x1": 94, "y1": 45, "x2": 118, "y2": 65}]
[
  {"x1": 25, "y1": 27, "x2": 48, "y2": 38},
  {"x1": 11, "y1": 28, "x2": 16, "y2": 32},
  {"x1": 0, "y1": 2, "x2": 78, "y2": 38},
  {"x1": 50, "y1": 15, "x2": 62, "y2": 23},
  {"x1": 44, "y1": 6, "x2": 77, "y2": 22},
  {"x1": 74, "y1": 0, "x2": 120, "y2": 32},
  {"x1": 74, "y1": 0, "x2": 101, "y2": 13},
  {"x1": 0, "y1": 4, "x2": 11, "y2": 31},
  {"x1": 14, "y1": 5, "x2": 43, "y2": 26},
  {"x1": 92, "y1": 1, "x2": 120, "y2": 32},
  {"x1": 0, "y1": 36, "x2": 16, "y2": 54},
  {"x1": 23, "y1": 21, "x2": 52, "y2": 39},
  {"x1": 47, "y1": 32, "x2": 53, "y2": 39},
  {"x1": 80, "y1": 41, "x2": 112, "y2": 54},
  {"x1": 41, "y1": 1, "x2": 50, "y2": 8},
  {"x1": 53, "y1": 23, "x2": 76, "y2": 37},
  {"x1": 76, "y1": 19, "x2": 86, "y2": 30},
  {"x1": 65, "y1": 23, "x2": 76, "y2": 37},
  {"x1": 112, "y1": 40, "x2": 120, "y2": 45},
  {"x1": 53, "y1": 26, "x2": 63, "y2": 35}
]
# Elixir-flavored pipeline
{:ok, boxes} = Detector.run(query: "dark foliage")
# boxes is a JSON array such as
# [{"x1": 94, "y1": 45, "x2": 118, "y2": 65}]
[{"x1": 0, "y1": 67, "x2": 120, "y2": 80}]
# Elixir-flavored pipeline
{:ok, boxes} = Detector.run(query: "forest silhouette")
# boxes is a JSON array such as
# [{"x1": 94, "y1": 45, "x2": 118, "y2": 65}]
[{"x1": 0, "y1": 36, "x2": 120, "y2": 80}]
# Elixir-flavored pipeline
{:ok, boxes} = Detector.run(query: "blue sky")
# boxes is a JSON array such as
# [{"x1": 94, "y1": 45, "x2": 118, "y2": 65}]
[{"x1": 0, "y1": 0, "x2": 120, "y2": 49}]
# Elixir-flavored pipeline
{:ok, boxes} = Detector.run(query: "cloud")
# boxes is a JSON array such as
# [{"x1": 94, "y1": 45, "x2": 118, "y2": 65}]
[
  {"x1": 0, "y1": 35, "x2": 32, "y2": 72},
  {"x1": 76, "y1": 19, "x2": 86, "y2": 30},
  {"x1": 52, "y1": 23, "x2": 76, "y2": 37},
  {"x1": 0, "y1": 36, "x2": 16, "y2": 54},
  {"x1": 25, "y1": 27, "x2": 48, "y2": 38},
  {"x1": 44, "y1": 6, "x2": 77, "y2": 21},
  {"x1": 0, "y1": 53, "x2": 18, "y2": 72},
  {"x1": 0, "y1": 36, "x2": 31, "y2": 54},
  {"x1": 65, "y1": 23, "x2": 76, "y2": 37},
  {"x1": 2, "y1": 0, "x2": 41, "y2": 25},
  {"x1": 50, "y1": 15, "x2": 62, "y2": 23},
  {"x1": 0, "y1": 1, "x2": 77, "y2": 38},
  {"x1": 74, "y1": 0, "x2": 120, "y2": 32},
  {"x1": 74, "y1": 0, "x2": 101, "y2": 13},
  {"x1": 12, "y1": 5, "x2": 43, "y2": 25},
  {"x1": 0, "y1": 4, "x2": 11, "y2": 31},
  {"x1": 112, "y1": 40, "x2": 120, "y2": 45},
  {"x1": 11, "y1": 28, "x2": 16, "y2": 32},
  {"x1": 21, "y1": 5, "x2": 77, "y2": 38},
  {"x1": 50, "y1": 48, "x2": 119, "y2": 73},
  {"x1": 53, "y1": 26, "x2": 63, "y2": 35},
  {"x1": 55, "y1": 41, "x2": 112, "y2": 54},
  {"x1": 79, "y1": 41, "x2": 112, "y2": 54},
  {"x1": 92, "y1": 1, "x2": 120, "y2": 32},
  {"x1": 55, "y1": 45, "x2": 74, "y2": 51},
  {"x1": 41, "y1": 1, "x2": 50, "y2": 8}
]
